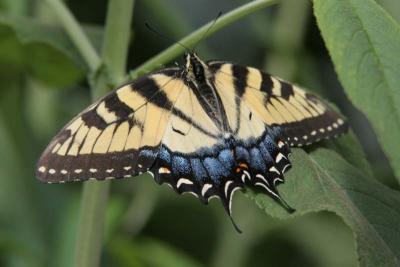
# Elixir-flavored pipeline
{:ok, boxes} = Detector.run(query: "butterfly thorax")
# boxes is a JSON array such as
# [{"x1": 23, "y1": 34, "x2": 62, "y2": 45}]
[{"x1": 184, "y1": 52, "x2": 230, "y2": 133}]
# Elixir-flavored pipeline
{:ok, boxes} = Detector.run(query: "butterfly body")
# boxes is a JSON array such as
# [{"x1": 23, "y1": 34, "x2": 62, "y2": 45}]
[
  {"x1": 37, "y1": 52, "x2": 348, "y2": 226},
  {"x1": 184, "y1": 53, "x2": 229, "y2": 132}
]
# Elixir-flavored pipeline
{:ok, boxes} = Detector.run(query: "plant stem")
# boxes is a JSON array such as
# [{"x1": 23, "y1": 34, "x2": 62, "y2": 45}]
[
  {"x1": 101, "y1": 0, "x2": 135, "y2": 86},
  {"x1": 74, "y1": 181, "x2": 111, "y2": 267},
  {"x1": 129, "y1": 0, "x2": 280, "y2": 79},
  {"x1": 44, "y1": 0, "x2": 101, "y2": 71},
  {"x1": 46, "y1": 0, "x2": 134, "y2": 267},
  {"x1": 91, "y1": 0, "x2": 135, "y2": 98},
  {"x1": 75, "y1": 1, "x2": 135, "y2": 266}
]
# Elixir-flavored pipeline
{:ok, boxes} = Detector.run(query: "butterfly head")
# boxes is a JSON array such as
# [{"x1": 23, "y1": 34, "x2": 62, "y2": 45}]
[{"x1": 184, "y1": 52, "x2": 209, "y2": 82}]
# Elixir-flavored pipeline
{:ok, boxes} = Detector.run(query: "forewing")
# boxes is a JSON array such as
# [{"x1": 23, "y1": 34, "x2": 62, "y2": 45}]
[
  {"x1": 36, "y1": 68, "x2": 183, "y2": 183},
  {"x1": 209, "y1": 61, "x2": 349, "y2": 146}
]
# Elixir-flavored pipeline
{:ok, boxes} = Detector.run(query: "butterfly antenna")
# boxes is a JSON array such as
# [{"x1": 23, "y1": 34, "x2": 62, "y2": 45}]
[
  {"x1": 145, "y1": 22, "x2": 190, "y2": 51},
  {"x1": 192, "y1": 11, "x2": 223, "y2": 52}
]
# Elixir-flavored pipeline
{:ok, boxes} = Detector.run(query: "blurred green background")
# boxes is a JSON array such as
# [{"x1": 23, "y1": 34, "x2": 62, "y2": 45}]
[{"x1": 0, "y1": 0, "x2": 399, "y2": 266}]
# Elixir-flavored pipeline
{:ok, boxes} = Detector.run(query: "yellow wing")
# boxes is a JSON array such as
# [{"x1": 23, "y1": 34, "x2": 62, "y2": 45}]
[
  {"x1": 209, "y1": 61, "x2": 348, "y2": 146},
  {"x1": 36, "y1": 68, "x2": 185, "y2": 183}
]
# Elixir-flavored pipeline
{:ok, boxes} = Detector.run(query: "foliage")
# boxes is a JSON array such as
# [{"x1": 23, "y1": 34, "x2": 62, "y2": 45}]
[
  {"x1": 0, "y1": 0, "x2": 399, "y2": 267},
  {"x1": 249, "y1": 148, "x2": 400, "y2": 267},
  {"x1": 314, "y1": 0, "x2": 400, "y2": 183}
]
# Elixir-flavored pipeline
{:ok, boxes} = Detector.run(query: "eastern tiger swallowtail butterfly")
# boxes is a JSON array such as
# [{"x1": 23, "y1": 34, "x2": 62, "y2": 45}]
[{"x1": 36, "y1": 52, "x2": 348, "y2": 231}]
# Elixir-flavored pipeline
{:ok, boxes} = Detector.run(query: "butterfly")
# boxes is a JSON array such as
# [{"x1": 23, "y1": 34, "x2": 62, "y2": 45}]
[{"x1": 36, "y1": 52, "x2": 348, "y2": 231}]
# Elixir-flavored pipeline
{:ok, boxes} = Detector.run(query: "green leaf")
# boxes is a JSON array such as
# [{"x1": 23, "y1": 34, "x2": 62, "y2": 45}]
[
  {"x1": 0, "y1": 14, "x2": 82, "y2": 63},
  {"x1": 312, "y1": 0, "x2": 400, "y2": 182},
  {"x1": 378, "y1": 0, "x2": 400, "y2": 23},
  {"x1": 323, "y1": 131, "x2": 373, "y2": 177},
  {"x1": 0, "y1": 15, "x2": 81, "y2": 86},
  {"x1": 0, "y1": 14, "x2": 104, "y2": 87},
  {"x1": 248, "y1": 148, "x2": 400, "y2": 267}
]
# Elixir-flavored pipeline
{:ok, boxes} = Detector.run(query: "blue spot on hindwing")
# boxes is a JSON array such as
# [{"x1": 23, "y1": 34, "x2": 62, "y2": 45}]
[
  {"x1": 203, "y1": 157, "x2": 227, "y2": 183},
  {"x1": 218, "y1": 149, "x2": 235, "y2": 170},
  {"x1": 172, "y1": 156, "x2": 191, "y2": 176},
  {"x1": 158, "y1": 147, "x2": 171, "y2": 163},
  {"x1": 263, "y1": 134, "x2": 279, "y2": 157},
  {"x1": 249, "y1": 148, "x2": 266, "y2": 173},
  {"x1": 190, "y1": 158, "x2": 207, "y2": 182},
  {"x1": 235, "y1": 146, "x2": 250, "y2": 162},
  {"x1": 258, "y1": 141, "x2": 273, "y2": 163}
]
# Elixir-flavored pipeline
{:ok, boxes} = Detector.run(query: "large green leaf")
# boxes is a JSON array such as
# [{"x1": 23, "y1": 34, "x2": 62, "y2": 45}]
[
  {"x1": 248, "y1": 148, "x2": 400, "y2": 267},
  {"x1": 323, "y1": 131, "x2": 373, "y2": 177},
  {"x1": 312, "y1": 0, "x2": 400, "y2": 182}
]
